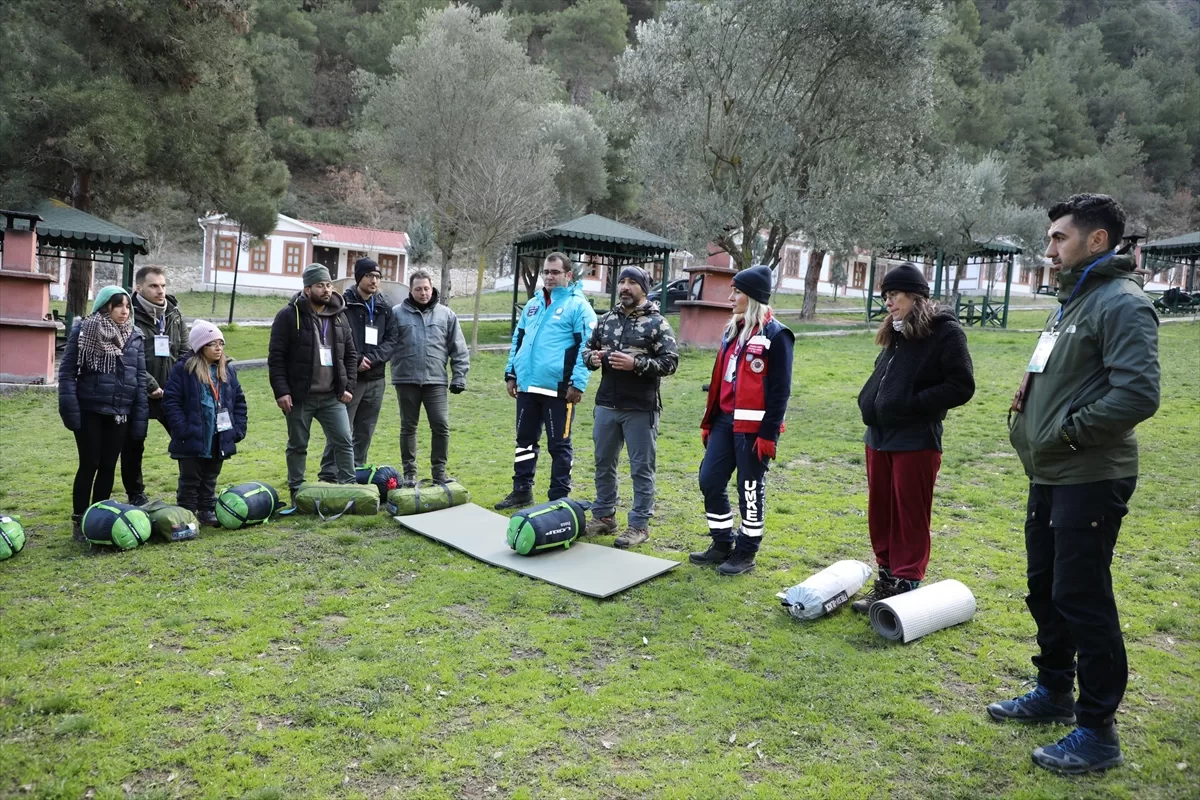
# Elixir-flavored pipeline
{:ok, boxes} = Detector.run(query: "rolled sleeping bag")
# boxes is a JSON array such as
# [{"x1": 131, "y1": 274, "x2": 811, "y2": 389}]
[
  {"x1": 870, "y1": 579, "x2": 976, "y2": 643},
  {"x1": 506, "y1": 498, "x2": 589, "y2": 556},
  {"x1": 289, "y1": 482, "x2": 380, "y2": 519},
  {"x1": 355, "y1": 464, "x2": 402, "y2": 502},
  {"x1": 387, "y1": 480, "x2": 470, "y2": 516},
  {"x1": 82, "y1": 501, "x2": 152, "y2": 550},
  {"x1": 216, "y1": 482, "x2": 282, "y2": 530},
  {"x1": 141, "y1": 500, "x2": 199, "y2": 542},
  {"x1": 0, "y1": 515, "x2": 26, "y2": 560},
  {"x1": 777, "y1": 560, "x2": 873, "y2": 620}
]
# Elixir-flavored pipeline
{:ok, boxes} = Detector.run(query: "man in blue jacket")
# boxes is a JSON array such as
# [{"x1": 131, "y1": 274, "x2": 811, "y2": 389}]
[{"x1": 496, "y1": 252, "x2": 598, "y2": 509}]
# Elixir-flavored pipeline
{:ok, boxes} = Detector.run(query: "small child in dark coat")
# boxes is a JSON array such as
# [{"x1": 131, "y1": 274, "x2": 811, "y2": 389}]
[{"x1": 162, "y1": 320, "x2": 248, "y2": 526}]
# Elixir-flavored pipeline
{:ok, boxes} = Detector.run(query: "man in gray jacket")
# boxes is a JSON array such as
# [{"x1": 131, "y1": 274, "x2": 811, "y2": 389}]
[{"x1": 390, "y1": 270, "x2": 469, "y2": 483}]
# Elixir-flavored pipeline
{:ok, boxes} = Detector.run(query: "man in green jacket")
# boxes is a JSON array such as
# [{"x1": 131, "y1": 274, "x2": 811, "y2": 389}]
[
  {"x1": 987, "y1": 194, "x2": 1160, "y2": 774},
  {"x1": 122, "y1": 265, "x2": 187, "y2": 505}
]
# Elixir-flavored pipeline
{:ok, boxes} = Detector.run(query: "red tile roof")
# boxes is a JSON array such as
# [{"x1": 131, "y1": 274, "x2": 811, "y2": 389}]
[{"x1": 301, "y1": 220, "x2": 409, "y2": 251}]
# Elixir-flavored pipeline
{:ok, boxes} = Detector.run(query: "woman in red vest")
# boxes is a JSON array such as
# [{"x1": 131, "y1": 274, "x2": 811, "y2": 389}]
[{"x1": 693, "y1": 265, "x2": 795, "y2": 575}]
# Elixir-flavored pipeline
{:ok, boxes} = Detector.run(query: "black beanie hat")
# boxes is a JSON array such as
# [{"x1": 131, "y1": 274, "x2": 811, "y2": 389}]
[
  {"x1": 880, "y1": 262, "x2": 929, "y2": 298},
  {"x1": 733, "y1": 264, "x2": 774, "y2": 305},
  {"x1": 354, "y1": 257, "x2": 380, "y2": 283},
  {"x1": 617, "y1": 266, "x2": 650, "y2": 295}
]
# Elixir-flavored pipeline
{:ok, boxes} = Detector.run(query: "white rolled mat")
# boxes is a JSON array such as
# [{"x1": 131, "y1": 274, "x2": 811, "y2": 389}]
[{"x1": 869, "y1": 579, "x2": 976, "y2": 643}]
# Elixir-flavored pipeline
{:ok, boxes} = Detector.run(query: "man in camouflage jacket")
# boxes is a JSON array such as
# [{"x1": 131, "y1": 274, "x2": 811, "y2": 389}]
[{"x1": 582, "y1": 267, "x2": 679, "y2": 548}]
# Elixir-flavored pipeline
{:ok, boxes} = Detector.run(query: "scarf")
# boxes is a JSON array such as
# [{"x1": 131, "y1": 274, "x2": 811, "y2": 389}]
[
  {"x1": 135, "y1": 292, "x2": 167, "y2": 324},
  {"x1": 78, "y1": 312, "x2": 133, "y2": 375},
  {"x1": 892, "y1": 318, "x2": 905, "y2": 332}
]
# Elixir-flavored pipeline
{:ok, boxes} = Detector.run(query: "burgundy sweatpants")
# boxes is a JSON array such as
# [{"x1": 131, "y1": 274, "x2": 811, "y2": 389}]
[{"x1": 865, "y1": 446, "x2": 942, "y2": 581}]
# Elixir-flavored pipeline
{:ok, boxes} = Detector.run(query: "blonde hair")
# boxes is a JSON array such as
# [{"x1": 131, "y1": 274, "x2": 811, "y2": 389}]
[
  {"x1": 186, "y1": 348, "x2": 229, "y2": 390},
  {"x1": 875, "y1": 294, "x2": 938, "y2": 346},
  {"x1": 724, "y1": 297, "x2": 771, "y2": 347}
]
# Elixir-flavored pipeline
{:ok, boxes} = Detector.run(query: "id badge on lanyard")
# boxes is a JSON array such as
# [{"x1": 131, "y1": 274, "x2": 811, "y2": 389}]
[
  {"x1": 723, "y1": 341, "x2": 741, "y2": 383},
  {"x1": 1025, "y1": 331, "x2": 1059, "y2": 373},
  {"x1": 154, "y1": 335, "x2": 171, "y2": 357},
  {"x1": 365, "y1": 325, "x2": 379, "y2": 346},
  {"x1": 216, "y1": 408, "x2": 233, "y2": 432},
  {"x1": 319, "y1": 346, "x2": 334, "y2": 367}
]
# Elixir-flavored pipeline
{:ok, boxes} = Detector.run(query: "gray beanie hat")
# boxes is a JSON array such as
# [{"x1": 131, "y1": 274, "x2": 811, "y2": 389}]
[{"x1": 303, "y1": 263, "x2": 332, "y2": 287}]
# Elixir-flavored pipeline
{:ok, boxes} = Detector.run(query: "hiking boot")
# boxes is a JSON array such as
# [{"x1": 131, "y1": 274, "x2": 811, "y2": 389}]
[
  {"x1": 128, "y1": 493, "x2": 149, "y2": 507},
  {"x1": 851, "y1": 573, "x2": 918, "y2": 613},
  {"x1": 494, "y1": 490, "x2": 533, "y2": 510},
  {"x1": 401, "y1": 474, "x2": 418, "y2": 488},
  {"x1": 196, "y1": 509, "x2": 220, "y2": 528},
  {"x1": 717, "y1": 550, "x2": 756, "y2": 575},
  {"x1": 987, "y1": 684, "x2": 1076, "y2": 725},
  {"x1": 614, "y1": 527, "x2": 649, "y2": 549},
  {"x1": 585, "y1": 516, "x2": 618, "y2": 536},
  {"x1": 71, "y1": 514, "x2": 85, "y2": 544},
  {"x1": 689, "y1": 540, "x2": 732, "y2": 566},
  {"x1": 1032, "y1": 724, "x2": 1123, "y2": 774}
]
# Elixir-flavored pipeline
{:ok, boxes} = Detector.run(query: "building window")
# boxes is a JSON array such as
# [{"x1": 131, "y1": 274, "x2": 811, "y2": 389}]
[
  {"x1": 284, "y1": 242, "x2": 303, "y2": 275},
  {"x1": 378, "y1": 253, "x2": 398, "y2": 281},
  {"x1": 852, "y1": 261, "x2": 866, "y2": 289},
  {"x1": 250, "y1": 241, "x2": 269, "y2": 272},
  {"x1": 784, "y1": 249, "x2": 801, "y2": 278},
  {"x1": 217, "y1": 236, "x2": 237, "y2": 271},
  {"x1": 346, "y1": 250, "x2": 369, "y2": 273}
]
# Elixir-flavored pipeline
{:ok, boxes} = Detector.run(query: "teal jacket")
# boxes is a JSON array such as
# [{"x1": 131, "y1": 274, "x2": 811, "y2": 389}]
[
  {"x1": 1008, "y1": 253, "x2": 1160, "y2": 484},
  {"x1": 505, "y1": 282, "x2": 597, "y2": 398}
]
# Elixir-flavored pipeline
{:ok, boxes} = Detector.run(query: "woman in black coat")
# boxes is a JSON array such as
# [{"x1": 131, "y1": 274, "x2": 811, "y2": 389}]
[
  {"x1": 162, "y1": 320, "x2": 248, "y2": 526},
  {"x1": 852, "y1": 263, "x2": 975, "y2": 612},
  {"x1": 58, "y1": 286, "x2": 148, "y2": 541}
]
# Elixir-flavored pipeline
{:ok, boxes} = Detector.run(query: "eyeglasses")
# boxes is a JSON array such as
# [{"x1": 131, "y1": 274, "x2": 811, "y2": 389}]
[
  {"x1": 542, "y1": 269, "x2": 565, "y2": 276},
  {"x1": 363, "y1": 272, "x2": 381, "y2": 280}
]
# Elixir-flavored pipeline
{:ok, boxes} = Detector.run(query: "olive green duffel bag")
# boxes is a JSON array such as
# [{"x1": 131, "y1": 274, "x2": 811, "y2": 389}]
[
  {"x1": 288, "y1": 482, "x2": 380, "y2": 519},
  {"x1": 386, "y1": 479, "x2": 470, "y2": 516}
]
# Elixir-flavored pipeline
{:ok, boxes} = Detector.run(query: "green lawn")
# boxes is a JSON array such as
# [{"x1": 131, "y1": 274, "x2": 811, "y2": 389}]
[{"x1": 2, "y1": 325, "x2": 1197, "y2": 799}]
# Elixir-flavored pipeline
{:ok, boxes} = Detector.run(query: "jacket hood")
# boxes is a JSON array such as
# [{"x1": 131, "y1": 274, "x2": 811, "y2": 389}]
[
  {"x1": 618, "y1": 299, "x2": 659, "y2": 319},
  {"x1": 1056, "y1": 252, "x2": 1137, "y2": 300},
  {"x1": 403, "y1": 287, "x2": 440, "y2": 310},
  {"x1": 291, "y1": 290, "x2": 346, "y2": 316}
]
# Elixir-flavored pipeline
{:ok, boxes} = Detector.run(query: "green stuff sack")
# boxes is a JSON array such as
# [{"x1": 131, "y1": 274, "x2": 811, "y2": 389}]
[
  {"x1": 82, "y1": 501, "x2": 151, "y2": 550},
  {"x1": 506, "y1": 498, "x2": 588, "y2": 556},
  {"x1": 0, "y1": 515, "x2": 26, "y2": 560},
  {"x1": 387, "y1": 480, "x2": 470, "y2": 517},
  {"x1": 141, "y1": 500, "x2": 199, "y2": 542},
  {"x1": 216, "y1": 482, "x2": 282, "y2": 530},
  {"x1": 290, "y1": 482, "x2": 380, "y2": 519}
]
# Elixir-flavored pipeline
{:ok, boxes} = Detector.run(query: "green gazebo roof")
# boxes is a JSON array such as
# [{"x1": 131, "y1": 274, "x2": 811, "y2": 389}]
[
  {"x1": 7, "y1": 199, "x2": 148, "y2": 255},
  {"x1": 1142, "y1": 231, "x2": 1200, "y2": 256},
  {"x1": 515, "y1": 213, "x2": 675, "y2": 250}
]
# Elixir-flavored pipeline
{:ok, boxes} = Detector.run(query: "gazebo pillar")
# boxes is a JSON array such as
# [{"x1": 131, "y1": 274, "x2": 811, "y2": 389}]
[{"x1": 0, "y1": 211, "x2": 57, "y2": 385}]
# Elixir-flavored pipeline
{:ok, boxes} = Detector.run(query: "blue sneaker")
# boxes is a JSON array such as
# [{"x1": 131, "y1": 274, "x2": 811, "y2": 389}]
[
  {"x1": 987, "y1": 684, "x2": 1076, "y2": 724},
  {"x1": 1032, "y1": 725, "x2": 1124, "y2": 774}
]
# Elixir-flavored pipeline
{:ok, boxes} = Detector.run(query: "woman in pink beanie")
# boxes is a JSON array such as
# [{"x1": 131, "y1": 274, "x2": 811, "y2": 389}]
[{"x1": 161, "y1": 320, "x2": 248, "y2": 526}]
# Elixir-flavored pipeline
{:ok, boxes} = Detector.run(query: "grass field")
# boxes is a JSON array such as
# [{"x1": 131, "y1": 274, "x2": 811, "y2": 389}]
[{"x1": 1, "y1": 324, "x2": 1197, "y2": 799}]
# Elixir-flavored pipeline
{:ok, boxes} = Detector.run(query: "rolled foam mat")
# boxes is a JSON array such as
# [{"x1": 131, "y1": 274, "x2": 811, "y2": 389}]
[
  {"x1": 869, "y1": 579, "x2": 976, "y2": 643},
  {"x1": 393, "y1": 503, "x2": 678, "y2": 598}
]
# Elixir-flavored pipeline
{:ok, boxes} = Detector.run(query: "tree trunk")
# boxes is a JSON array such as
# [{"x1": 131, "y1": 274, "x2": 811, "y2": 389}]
[
  {"x1": 798, "y1": 250, "x2": 826, "y2": 320},
  {"x1": 434, "y1": 213, "x2": 455, "y2": 299},
  {"x1": 471, "y1": 250, "x2": 487, "y2": 354},
  {"x1": 65, "y1": 168, "x2": 93, "y2": 318},
  {"x1": 522, "y1": 258, "x2": 538, "y2": 299},
  {"x1": 950, "y1": 255, "x2": 966, "y2": 308}
]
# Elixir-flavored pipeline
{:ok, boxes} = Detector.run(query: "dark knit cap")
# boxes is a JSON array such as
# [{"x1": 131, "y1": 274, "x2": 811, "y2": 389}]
[
  {"x1": 355, "y1": 257, "x2": 380, "y2": 283},
  {"x1": 733, "y1": 265, "x2": 774, "y2": 305},
  {"x1": 880, "y1": 262, "x2": 929, "y2": 298},
  {"x1": 617, "y1": 266, "x2": 650, "y2": 295}
]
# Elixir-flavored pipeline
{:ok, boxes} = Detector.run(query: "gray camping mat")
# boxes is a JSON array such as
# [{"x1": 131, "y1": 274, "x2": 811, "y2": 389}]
[
  {"x1": 869, "y1": 579, "x2": 977, "y2": 643},
  {"x1": 393, "y1": 503, "x2": 678, "y2": 598}
]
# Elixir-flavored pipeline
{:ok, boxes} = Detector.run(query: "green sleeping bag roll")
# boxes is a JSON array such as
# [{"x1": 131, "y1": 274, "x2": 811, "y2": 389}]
[
  {"x1": 0, "y1": 515, "x2": 26, "y2": 560},
  {"x1": 387, "y1": 480, "x2": 470, "y2": 516},
  {"x1": 216, "y1": 482, "x2": 282, "y2": 530},
  {"x1": 82, "y1": 501, "x2": 151, "y2": 550},
  {"x1": 292, "y1": 482, "x2": 380, "y2": 519}
]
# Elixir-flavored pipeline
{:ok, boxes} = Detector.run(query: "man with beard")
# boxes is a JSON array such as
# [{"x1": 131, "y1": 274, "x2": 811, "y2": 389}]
[
  {"x1": 268, "y1": 264, "x2": 359, "y2": 503},
  {"x1": 581, "y1": 267, "x2": 678, "y2": 547}
]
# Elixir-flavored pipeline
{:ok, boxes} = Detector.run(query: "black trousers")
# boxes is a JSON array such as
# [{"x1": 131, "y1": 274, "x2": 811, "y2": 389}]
[
  {"x1": 1024, "y1": 477, "x2": 1136, "y2": 728},
  {"x1": 512, "y1": 391, "x2": 575, "y2": 500},
  {"x1": 120, "y1": 403, "x2": 166, "y2": 497},
  {"x1": 72, "y1": 412, "x2": 128, "y2": 515},
  {"x1": 177, "y1": 456, "x2": 225, "y2": 512}
]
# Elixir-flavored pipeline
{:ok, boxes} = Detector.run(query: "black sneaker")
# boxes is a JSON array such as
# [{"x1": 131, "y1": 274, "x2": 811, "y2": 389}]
[
  {"x1": 402, "y1": 474, "x2": 418, "y2": 488},
  {"x1": 716, "y1": 550, "x2": 756, "y2": 575},
  {"x1": 1032, "y1": 724, "x2": 1123, "y2": 774},
  {"x1": 987, "y1": 684, "x2": 1076, "y2": 725},
  {"x1": 128, "y1": 493, "x2": 149, "y2": 507},
  {"x1": 494, "y1": 490, "x2": 533, "y2": 510},
  {"x1": 689, "y1": 541, "x2": 732, "y2": 566}
]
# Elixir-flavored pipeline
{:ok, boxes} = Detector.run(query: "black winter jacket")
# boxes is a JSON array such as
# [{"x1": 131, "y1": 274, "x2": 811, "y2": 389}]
[
  {"x1": 267, "y1": 292, "x2": 358, "y2": 405},
  {"x1": 342, "y1": 286, "x2": 400, "y2": 382},
  {"x1": 58, "y1": 320, "x2": 150, "y2": 439},
  {"x1": 858, "y1": 309, "x2": 975, "y2": 434},
  {"x1": 162, "y1": 353, "x2": 248, "y2": 459}
]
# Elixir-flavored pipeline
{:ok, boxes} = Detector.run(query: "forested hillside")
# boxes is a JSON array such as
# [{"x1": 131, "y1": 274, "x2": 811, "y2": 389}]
[{"x1": 1, "y1": 0, "x2": 1197, "y2": 256}]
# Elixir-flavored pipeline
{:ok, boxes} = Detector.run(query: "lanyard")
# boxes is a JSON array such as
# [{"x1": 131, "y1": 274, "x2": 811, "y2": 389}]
[
  {"x1": 319, "y1": 318, "x2": 330, "y2": 345},
  {"x1": 156, "y1": 314, "x2": 165, "y2": 334},
  {"x1": 366, "y1": 295, "x2": 376, "y2": 325},
  {"x1": 1054, "y1": 252, "x2": 1113, "y2": 325},
  {"x1": 208, "y1": 377, "x2": 220, "y2": 405}
]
